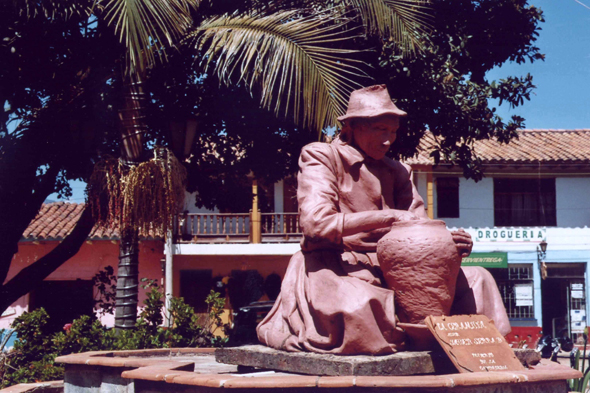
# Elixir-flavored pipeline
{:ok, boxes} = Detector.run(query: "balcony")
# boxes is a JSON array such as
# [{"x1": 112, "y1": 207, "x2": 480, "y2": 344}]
[{"x1": 175, "y1": 212, "x2": 302, "y2": 244}]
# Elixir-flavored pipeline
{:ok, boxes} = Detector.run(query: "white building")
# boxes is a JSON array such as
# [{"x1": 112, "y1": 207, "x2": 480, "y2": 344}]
[
  {"x1": 408, "y1": 129, "x2": 590, "y2": 343},
  {"x1": 171, "y1": 129, "x2": 590, "y2": 344}
]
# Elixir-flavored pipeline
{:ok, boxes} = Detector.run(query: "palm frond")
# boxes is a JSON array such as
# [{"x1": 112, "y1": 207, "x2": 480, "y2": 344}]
[
  {"x1": 102, "y1": 0, "x2": 201, "y2": 75},
  {"x1": 15, "y1": 0, "x2": 94, "y2": 20},
  {"x1": 188, "y1": 9, "x2": 368, "y2": 134},
  {"x1": 348, "y1": 0, "x2": 432, "y2": 54}
]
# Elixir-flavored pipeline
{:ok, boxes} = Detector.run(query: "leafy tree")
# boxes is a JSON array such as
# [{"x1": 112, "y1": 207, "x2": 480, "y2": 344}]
[
  {"x1": 0, "y1": 0, "x2": 545, "y2": 326},
  {"x1": 0, "y1": 2, "x2": 120, "y2": 315},
  {"x1": 0, "y1": 0, "x2": 430, "y2": 323},
  {"x1": 377, "y1": 0, "x2": 544, "y2": 180}
]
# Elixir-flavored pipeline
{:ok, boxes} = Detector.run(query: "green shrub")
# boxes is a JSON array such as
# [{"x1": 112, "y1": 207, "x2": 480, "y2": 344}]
[
  {"x1": 52, "y1": 315, "x2": 113, "y2": 354},
  {"x1": 0, "y1": 308, "x2": 63, "y2": 387},
  {"x1": 165, "y1": 290, "x2": 228, "y2": 348},
  {"x1": 0, "y1": 280, "x2": 227, "y2": 388}
]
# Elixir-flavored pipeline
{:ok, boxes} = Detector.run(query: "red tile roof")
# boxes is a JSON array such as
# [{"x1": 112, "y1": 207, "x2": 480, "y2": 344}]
[
  {"x1": 22, "y1": 130, "x2": 590, "y2": 240},
  {"x1": 406, "y1": 129, "x2": 590, "y2": 165},
  {"x1": 22, "y1": 202, "x2": 160, "y2": 241}
]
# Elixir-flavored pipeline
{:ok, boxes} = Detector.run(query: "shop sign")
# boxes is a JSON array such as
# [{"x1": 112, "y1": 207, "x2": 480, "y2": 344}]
[
  {"x1": 572, "y1": 322, "x2": 586, "y2": 334},
  {"x1": 474, "y1": 228, "x2": 546, "y2": 242},
  {"x1": 571, "y1": 310, "x2": 586, "y2": 334},
  {"x1": 572, "y1": 290, "x2": 585, "y2": 299},
  {"x1": 514, "y1": 283, "x2": 533, "y2": 307},
  {"x1": 462, "y1": 252, "x2": 508, "y2": 268}
]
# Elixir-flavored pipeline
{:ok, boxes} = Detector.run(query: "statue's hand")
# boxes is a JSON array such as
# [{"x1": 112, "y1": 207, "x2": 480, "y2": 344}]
[{"x1": 451, "y1": 229, "x2": 473, "y2": 258}]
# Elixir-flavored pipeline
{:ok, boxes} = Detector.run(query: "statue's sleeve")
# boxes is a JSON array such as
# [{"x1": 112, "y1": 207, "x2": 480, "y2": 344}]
[
  {"x1": 297, "y1": 143, "x2": 344, "y2": 247},
  {"x1": 394, "y1": 162, "x2": 428, "y2": 219}
]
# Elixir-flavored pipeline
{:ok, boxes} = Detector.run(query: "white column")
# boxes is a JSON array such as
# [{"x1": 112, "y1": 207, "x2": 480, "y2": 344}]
[{"x1": 164, "y1": 231, "x2": 173, "y2": 327}]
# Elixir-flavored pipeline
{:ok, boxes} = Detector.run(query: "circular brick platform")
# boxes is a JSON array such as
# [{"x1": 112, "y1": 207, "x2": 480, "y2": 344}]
[{"x1": 55, "y1": 348, "x2": 581, "y2": 393}]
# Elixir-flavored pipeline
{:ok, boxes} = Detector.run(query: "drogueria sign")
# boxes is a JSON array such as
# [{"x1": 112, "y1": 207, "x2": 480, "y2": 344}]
[{"x1": 474, "y1": 227, "x2": 546, "y2": 242}]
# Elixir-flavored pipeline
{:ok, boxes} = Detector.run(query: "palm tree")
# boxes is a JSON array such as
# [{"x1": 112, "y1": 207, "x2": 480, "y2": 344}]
[{"x1": 17, "y1": 0, "x2": 432, "y2": 330}]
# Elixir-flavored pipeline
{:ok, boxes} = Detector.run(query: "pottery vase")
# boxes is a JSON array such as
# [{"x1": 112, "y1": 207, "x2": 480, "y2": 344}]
[{"x1": 376, "y1": 220, "x2": 462, "y2": 325}]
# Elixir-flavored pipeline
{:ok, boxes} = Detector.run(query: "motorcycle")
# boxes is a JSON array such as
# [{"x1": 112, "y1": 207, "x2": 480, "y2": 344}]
[{"x1": 535, "y1": 331, "x2": 574, "y2": 363}]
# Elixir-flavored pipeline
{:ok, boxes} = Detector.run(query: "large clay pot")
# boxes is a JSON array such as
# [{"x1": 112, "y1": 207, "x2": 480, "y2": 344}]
[{"x1": 376, "y1": 220, "x2": 461, "y2": 325}]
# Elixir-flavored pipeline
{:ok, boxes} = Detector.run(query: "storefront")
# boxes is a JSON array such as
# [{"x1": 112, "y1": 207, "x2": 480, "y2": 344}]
[{"x1": 463, "y1": 226, "x2": 590, "y2": 344}]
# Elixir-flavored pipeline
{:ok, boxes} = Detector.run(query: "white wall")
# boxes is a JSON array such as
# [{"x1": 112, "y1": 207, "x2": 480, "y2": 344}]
[
  {"x1": 556, "y1": 178, "x2": 590, "y2": 227},
  {"x1": 436, "y1": 177, "x2": 494, "y2": 228},
  {"x1": 437, "y1": 176, "x2": 590, "y2": 229}
]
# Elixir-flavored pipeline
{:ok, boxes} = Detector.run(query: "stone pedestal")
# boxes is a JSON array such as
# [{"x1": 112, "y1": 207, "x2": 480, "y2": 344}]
[
  {"x1": 215, "y1": 345, "x2": 541, "y2": 376},
  {"x1": 215, "y1": 345, "x2": 455, "y2": 376},
  {"x1": 49, "y1": 347, "x2": 578, "y2": 393}
]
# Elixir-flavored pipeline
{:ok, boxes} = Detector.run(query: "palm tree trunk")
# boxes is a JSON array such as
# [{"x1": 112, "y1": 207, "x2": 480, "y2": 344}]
[
  {"x1": 114, "y1": 75, "x2": 147, "y2": 332},
  {"x1": 115, "y1": 228, "x2": 140, "y2": 330}
]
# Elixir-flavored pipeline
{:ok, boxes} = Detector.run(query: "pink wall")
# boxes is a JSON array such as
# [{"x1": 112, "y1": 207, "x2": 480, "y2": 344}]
[{"x1": 1, "y1": 239, "x2": 164, "y2": 329}]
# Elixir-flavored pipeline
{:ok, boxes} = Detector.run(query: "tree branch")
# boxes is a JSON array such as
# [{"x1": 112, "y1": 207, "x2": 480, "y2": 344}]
[
  {"x1": 0, "y1": 205, "x2": 95, "y2": 314},
  {"x1": 0, "y1": 164, "x2": 61, "y2": 284}
]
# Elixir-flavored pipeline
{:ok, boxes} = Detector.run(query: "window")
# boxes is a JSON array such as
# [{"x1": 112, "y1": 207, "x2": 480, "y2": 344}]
[
  {"x1": 494, "y1": 178, "x2": 556, "y2": 226},
  {"x1": 436, "y1": 177, "x2": 459, "y2": 218},
  {"x1": 180, "y1": 270, "x2": 213, "y2": 313},
  {"x1": 30, "y1": 280, "x2": 94, "y2": 333},
  {"x1": 489, "y1": 265, "x2": 534, "y2": 319}
]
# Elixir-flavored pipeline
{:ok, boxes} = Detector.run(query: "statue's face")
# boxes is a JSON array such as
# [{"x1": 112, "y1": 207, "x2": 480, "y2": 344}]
[{"x1": 352, "y1": 116, "x2": 400, "y2": 160}]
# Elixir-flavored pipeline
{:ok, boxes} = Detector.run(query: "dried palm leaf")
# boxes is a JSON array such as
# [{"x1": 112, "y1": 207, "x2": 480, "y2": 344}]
[
  {"x1": 88, "y1": 148, "x2": 186, "y2": 238},
  {"x1": 187, "y1": 8, "x2": 368, "y2": 135},
  {"x1": 122, "y1": 148, "x2": 187, "y2": 236},
  {"x1": 87, "y1": 156, "x2": 125, "y2": 229}
]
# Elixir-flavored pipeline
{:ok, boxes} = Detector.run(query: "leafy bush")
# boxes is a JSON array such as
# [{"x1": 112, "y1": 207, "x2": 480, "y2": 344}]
[
  {"x1": 0, "y1": 279, "x2": 227, "y2": 388},
  {"x1": 166, "y1": 290, "x2": 228, "y2": 348},
  {"x1": 0, "y1": 309, "x2": 63, "y2": 387}
]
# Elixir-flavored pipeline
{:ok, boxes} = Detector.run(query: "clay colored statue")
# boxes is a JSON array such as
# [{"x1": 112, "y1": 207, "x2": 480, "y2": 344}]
[{"x1": 257, "y1": 85, "x2": 509, "y2": 355}]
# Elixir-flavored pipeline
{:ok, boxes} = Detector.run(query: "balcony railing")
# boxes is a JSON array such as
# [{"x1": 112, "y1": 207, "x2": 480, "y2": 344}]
[
  {"x1": 175, "y1": 212, "x2": 301, "y2": 243},
  {"x1": 261, "y1": 213, "x2": 301, "y2": 242},
  {"x1": 176, "y1": 213, "x2": 251, "y2": 243}
]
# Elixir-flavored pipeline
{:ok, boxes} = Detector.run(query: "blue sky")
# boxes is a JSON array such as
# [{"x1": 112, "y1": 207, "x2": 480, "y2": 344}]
[
  {"x1": 486, "y1": 0, "x2": 590, "y2": 129},
  {"x1": 48, "y1": 1, "x2": 590, "y2": 202}
]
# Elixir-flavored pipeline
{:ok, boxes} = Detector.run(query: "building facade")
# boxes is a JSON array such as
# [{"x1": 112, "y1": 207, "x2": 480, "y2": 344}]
[
  {"x1": 4, "y1": 129, "x2": 590, "y2": 346},
  {"x1": 171, "y1": 129, "x2": 590, "y2": 343},
  {"x1": 411, "y1": 130, "x2": 590, "y2": 343},
  {"x1": 1, "y1": 203, "x2": 164, "y2": 335}
]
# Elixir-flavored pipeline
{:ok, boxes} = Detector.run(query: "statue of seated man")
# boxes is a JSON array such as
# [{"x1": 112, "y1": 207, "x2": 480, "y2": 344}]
[{"x1": 257, "y1": 85, "x2": 510, "y2": 355}]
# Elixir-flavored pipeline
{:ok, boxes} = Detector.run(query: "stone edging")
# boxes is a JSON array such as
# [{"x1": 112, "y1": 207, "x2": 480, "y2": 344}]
[
  {"x1": 0, "y1": 381, "x2": 63, "y2": 393},
  {"x1": 55, "y1": 348, "x2": 582, "y2": 390},
  {"x1": 121, "y1": 360, "x2": 580, "y2": 389}
]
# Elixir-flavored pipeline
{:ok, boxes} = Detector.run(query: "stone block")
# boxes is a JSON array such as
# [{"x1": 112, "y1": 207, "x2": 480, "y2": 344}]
[
  {"x1": 215, "y1": 345, "x2": 454, "y2": 376},
  {"x1": 216, "y1": 346, "x2": 541, "y2": 377}
]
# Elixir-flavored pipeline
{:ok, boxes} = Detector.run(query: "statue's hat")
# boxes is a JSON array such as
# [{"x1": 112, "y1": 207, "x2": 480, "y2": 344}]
[{"x1": 337, "y1": 84, "x2": 406, "y2": 122}]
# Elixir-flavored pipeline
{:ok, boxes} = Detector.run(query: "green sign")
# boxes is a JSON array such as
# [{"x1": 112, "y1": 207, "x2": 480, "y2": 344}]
[{"x1": 462, "y1": 252, "x2": 508, "y2": 268}]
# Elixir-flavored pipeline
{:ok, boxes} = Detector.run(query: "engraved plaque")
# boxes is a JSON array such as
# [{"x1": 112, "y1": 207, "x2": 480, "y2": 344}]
[{"x1": 425, "y1": 314, "x2": 525, "y2": 373}]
